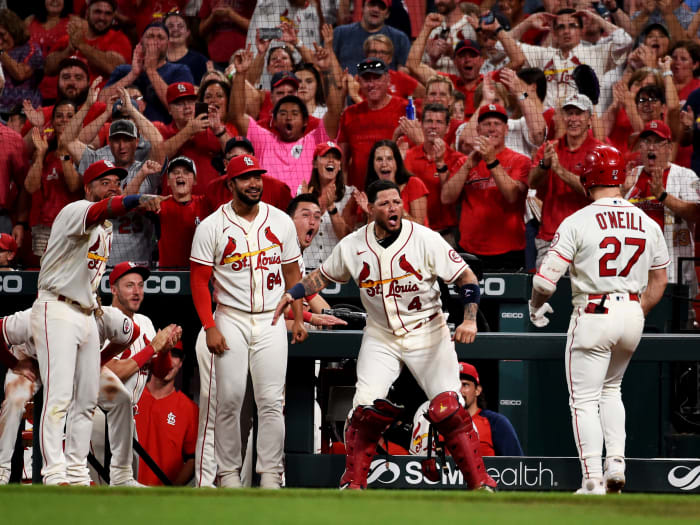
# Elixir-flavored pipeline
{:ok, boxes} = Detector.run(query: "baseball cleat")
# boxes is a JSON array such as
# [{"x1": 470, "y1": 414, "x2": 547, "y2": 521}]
[
  {"x1": 219, "y1": 472, "x2": 243, "y2": 488},
  {"x1": 111, "y1": 478, "x2": 146, "y2": 487},
  {"x1": 604, "y1": 457, "x2": 626, "y2": 494},
  {"x1": 260, "y1": 473, "x2": 282, "y2": 489},
  {"x1": 0, "y1": 467, "x2": 10, "y2": 485},
  {"x1": 575, "y1": 478, "x2": 606, "y2": 495}
]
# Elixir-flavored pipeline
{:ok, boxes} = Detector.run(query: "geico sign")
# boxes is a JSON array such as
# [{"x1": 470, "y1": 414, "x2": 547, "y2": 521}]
[
  {"x1": 501, "y1": 312, "x2": 524, "y2": 319},
  {"x1": 0, "y1": 274, "x2": 22, "y2": 293},
  {"x1": 100, "y1": 275, "x2": 182, "y2": 294},
  {"x1": 367, "y1": 459, "x2": 556, "y2": 488},
  {"x1": 500, "y1": 399, "x2": 522, "y2": 406}
]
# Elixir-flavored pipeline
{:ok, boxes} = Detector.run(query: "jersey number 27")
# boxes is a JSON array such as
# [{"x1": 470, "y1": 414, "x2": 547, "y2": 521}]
[{"x1": 599, "y1": 236, "x2": 646, "y2": 277}]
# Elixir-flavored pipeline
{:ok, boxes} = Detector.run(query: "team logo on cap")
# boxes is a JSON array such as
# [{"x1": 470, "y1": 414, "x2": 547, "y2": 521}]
[
  {"x1": 651, "y1": 121, "x2": 658, "y2": 128},
  {"x1": 489, "y1": 104, "x2": 496, "y2": 111},
  {"x1": 177, "y1": 83, "x2": 186, "y2": 92},
  {"x1": 327, "y1": 141, "x2": 336, "y2": 147},
  {"x1": 104, "y1": 160, "x2": 114, "y2": 168},
  {"x1": 244, "y1": 156, "x2": 254, "y2": 166}
]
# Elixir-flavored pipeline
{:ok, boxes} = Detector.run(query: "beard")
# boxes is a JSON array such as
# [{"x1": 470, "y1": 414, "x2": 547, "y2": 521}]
[
  {"x1": 58, "y1": 85, "x2": 88, "y2": 105},
  {"x1": 236, "y1": 186, "x2": 262, "y2": 206}
]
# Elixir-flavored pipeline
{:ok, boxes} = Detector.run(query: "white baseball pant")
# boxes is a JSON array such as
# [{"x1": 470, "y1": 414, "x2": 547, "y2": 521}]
[
  {"x1": 565, "y1": 294, "x2": 644, "y2": 480},
  {"x1": 213, "y1": 306, "x2": 286, "y2": 485},
  {"x1": 89, "y1": 367, "x2": 137, "y2": 485},
  {"x1": 0, "y1": 368, "x2": 39, "y2": 484},
  {"x1": 353, "y1": 317, "x2": 462, "y2": 408},
  {"x1": 31, "y1": 294, "x2": 101, "y2": 485}
]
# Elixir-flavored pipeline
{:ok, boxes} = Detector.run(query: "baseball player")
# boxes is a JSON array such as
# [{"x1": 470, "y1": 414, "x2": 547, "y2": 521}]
[
  {"x1": 274, "y1": 179, "x2": 497, "y2": 491},
  {"x1": 89, "y1": 261, "x2": 182, "y2": 486},
  {"x1": 190, "y1": 154, "x2": 306, "y2": 489},
  {"x1": 29, "y1": 158, "x2": 168, "y2": 485},
  {"x1": 0, "y1": 306, "x2": 138, "y2": 485},
  {"x1": 528, "y1": 144, "x2": 669, "y2": 495}
]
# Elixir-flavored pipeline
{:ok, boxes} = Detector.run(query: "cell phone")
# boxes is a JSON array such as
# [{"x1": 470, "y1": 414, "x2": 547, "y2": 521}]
[
  {"x1": 260, "y1": 27, "x2": 283, "y2": 41},
  {"x1": 195, "y1": 102, "x2": 209, "y2": 117},
  {"x1": 439, "y1": 27, "x2": 450, "y2": 39},
  {"x1": 480, "y1": 11, "x2": 495, "y2": 25}
]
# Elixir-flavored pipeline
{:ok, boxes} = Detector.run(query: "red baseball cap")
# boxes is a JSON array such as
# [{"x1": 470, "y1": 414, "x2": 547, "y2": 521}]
[
  {"x1": 365, "y1": 0, "x2": 391, "y2": 7},
  {"x1": 459, "y1": 362, "x2": 480, "y2": 385},
  {"x1": 640, "y1": 120, "x2": 671, "y2": 141},
  {"x1": 271, "y1": 71, "x2": 300, "y2": 90},
  {"x1": 83, "y1": 159, "x2": 127, "y2": 186},
  {"x1": 477, "y1": 103, "x2": 508, "y2": 123},
  {"x1": 0, "y1": 233, "x2": 17, "y2": 254},
  {"x1": 58, "y1": 55, "x2": 89, "y2": 76},
  {"x1": 167, "y1": 82, "x2": 197, "y2": 104},
  {"x1": 109, "y1": 261, "x2": 151, "y2": 287},
  {"x1": 313, "y1": 141, "x2": 342, "y2": 159},
  {"x1": 226, "y1": 154, "x2": 267, "y2": 179}
]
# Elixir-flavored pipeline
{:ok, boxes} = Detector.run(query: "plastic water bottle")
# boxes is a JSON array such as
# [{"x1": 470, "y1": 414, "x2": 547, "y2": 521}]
[{"x1": 406, "y1": 96, "x2": 416, "y2": 120}]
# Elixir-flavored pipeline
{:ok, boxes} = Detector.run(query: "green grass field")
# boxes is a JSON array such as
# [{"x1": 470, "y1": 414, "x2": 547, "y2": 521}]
[{"x1": 1, "y1": 486, "x2": 699, "y2": 524}]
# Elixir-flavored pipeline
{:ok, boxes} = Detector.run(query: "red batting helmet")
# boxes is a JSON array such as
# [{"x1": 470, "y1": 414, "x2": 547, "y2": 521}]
[{"x1": 579, "y1": 144, "x2": 624, "y2": 190}]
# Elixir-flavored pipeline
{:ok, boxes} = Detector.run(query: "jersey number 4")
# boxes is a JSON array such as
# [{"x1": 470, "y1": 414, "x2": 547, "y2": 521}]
[{"x1": 599, "y1": 237, "x2": 646, "y2": 277}]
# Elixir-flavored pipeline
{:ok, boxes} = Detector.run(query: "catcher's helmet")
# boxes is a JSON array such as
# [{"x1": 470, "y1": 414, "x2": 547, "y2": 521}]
[{"x1": 579, "y1": 143, "x2": 624, "y2": 190}]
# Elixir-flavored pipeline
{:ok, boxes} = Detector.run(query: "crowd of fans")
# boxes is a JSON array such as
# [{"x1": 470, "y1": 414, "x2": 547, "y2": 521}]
[{"x1": 0, "y1": 0, "x2": 699, "y2": 297}]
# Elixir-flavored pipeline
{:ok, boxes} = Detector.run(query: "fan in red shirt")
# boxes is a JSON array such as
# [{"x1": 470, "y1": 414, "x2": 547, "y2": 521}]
[
  {"x1": 156, "y1": 82, "x2": 236, "y2": 196},
  {"x1": 441, "y1": 104, "x2": 530, "y2": 271},
  {"x1": 158, "y1": 156, "x2": 209, "y2": 269},
  {"x1": 44, "y1": 0, "x2": 132, "y2": 84},
  {"x1": 338, "y1": 58, "x2": 407, "y2": 190},
  {"x1": 135, "y1": 342, "x2": 198, "y2": 486},
  {"x1": 404, "y1": 102, "x2": 466, "y2": 240},
  {"x1": 24, "y1": 101, "x2": 83, "y2": 258},
  {"x1": 205, "y1": 136, "x2": 292, "y2": 213},
  {"x1": 528, "y1": 94, "x2": 598, "y2": 267},
  {"x1": 358, "y1": 34, "x2": 425, "y2": 101}
]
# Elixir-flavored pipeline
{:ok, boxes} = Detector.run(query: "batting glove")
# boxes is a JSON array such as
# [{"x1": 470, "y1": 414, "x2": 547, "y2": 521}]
[{"x1": 529, "y1": 300, "x2": 553, "y2": 328}]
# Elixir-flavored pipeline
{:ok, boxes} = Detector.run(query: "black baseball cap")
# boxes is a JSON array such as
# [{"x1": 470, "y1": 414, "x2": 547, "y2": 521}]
[
  {"x1": 270, "y1": 71, "x2": 299, "y2": 90},
  {"x1": 641, "y1": 23, "x2": 670, "y2": 39},
  {"x1": 109, "y1": 119, "x2": 138, "y2": 139},
  {"x1": 357, "y1": 58, "x2": 388, "y2": 76},
  {"x1": 168, "y1": 156, "x2": 197, "y2": 176}
]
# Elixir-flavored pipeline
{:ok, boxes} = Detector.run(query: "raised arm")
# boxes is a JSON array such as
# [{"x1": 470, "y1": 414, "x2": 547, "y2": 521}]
[
  {"x1": 500, "y1": 68, "x2": 545, "y2": 146},
  {"x1": 99, "y1": 44, "x2": 143, "y2": 103},
  {"x1": 60, "y1": 77, "x2": 102, "y2": 163},
  {"x1": 317, "y1": 33, "x2": 345, "y2": 139},
  {"x1": 230, "y1": 48, "x2": 254, "y2": 136},
  {"x1": 441, "y1": 155, "x2": 472, "y2": 204},
  {"x1": 272, "y1": 268, "x2": 332, "y2": 326},
  {"x1": 407, "y1": 14, "x2": 443, "y2": 86},
  {"x1": 24, "y1": 129, "x2": 48, "y2": 194}
]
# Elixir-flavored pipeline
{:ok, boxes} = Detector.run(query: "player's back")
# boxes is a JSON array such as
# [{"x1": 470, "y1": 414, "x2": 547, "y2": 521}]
[{"x1": 553, "y1": 197, "x2": 670, "y2": 296}]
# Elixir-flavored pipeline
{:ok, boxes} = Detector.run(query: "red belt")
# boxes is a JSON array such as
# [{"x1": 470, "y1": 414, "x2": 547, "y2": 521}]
[
  {"x1": 414, "y1": 312, "x2": 440, "y2": 330},
  {"x1": 588, "y1": 293, "x2": 640, "y2": 302}
]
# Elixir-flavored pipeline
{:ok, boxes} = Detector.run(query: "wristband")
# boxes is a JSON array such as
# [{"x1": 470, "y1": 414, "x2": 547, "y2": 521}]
[
  {"x1": 61, "y1": 155, "x2": 71, "y2": 162},
  {"x1": 303, "y1": 311, "x2": 313, "y2": 323},
  {"x1": 486, "y1": 159, "x2": 500, "y2": 170},
  {"x1": 494, "y1": 26, "x2": 504, "y2": 35},
  {"x1": 662, "y1": 70, "x2": 673, "y2": 77},
  {"x1": 214, "y1": 128, "x2": 226, "y2": 137},
  {"x1": 16, "y1": 221, "x2": 29, "y2": 230},
  {"x1": 610, "y1": 6, "x2": 619, "y2": 12},
  {"x1": 288, "y1": 282, "x2": 306, "y2": 300},
  {"x1": 436, "y1": 164, "x2": 449, "y2": 173},
  {"x1": 328, "y1": 207, "x2": 339, "y2": 215},
  {"x1": 658, "y1": 191, "x2": 668, "y2": 203},
  {"x1": 459, "y1": 283, "x2": 481, "y2": 305},
  {"x1": 131, "y1": 344, "x2": 155, "y2": 368},
  {"x1": 123, "y1": 194, "x2": 141, "y2": 210}
]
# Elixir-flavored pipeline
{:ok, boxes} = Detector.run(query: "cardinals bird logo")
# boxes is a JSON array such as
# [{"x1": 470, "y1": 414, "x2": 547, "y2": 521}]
[
  {"x1": 87, "y1": 236, "x2": 107, "y2": 262},
  {"x1": 398, "y1": 255, "x2": 422, "y2": 281},
  {"x1": 358, "y1": 261, "x2": 371, "y2": 285},
  {"x1": 264, "y1": 227, "x2": 283, "y2": 250},
  {"x1": 219, "y1": 237, "x2": 237, "y2": 265}
]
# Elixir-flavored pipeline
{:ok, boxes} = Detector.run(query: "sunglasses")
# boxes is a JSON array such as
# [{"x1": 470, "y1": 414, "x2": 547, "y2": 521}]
[
  {"x1": 636, "y1": 97, "x2": 660, "y2": 104},
  {"x1": 357, "y1": 60, "x2": 386, "y2": 74}
]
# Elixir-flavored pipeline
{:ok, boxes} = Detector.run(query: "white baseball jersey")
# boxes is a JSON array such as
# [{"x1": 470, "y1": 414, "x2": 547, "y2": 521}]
[
  {"x1": 190, "y1": 202, "x2": 301, "y2": 313},
  {"x1": 548, "y1": 197, "x2": 670, "y2": 296},
  {"x1": 37, "y1": 200, "x2": 112, "y2": 310},
  {"x1": 3, "y1": 307, "x2": 133, "y2": 361},
  {"x1": 107, "y1": 312, "x2": 156, "y2": 405},
  {"x1": 320, "y1": 220, "x2": 468, "y2": 336}
]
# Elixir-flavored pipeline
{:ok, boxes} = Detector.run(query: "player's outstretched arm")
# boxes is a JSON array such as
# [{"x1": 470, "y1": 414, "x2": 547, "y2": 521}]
[
  {"x1": 641, "y1": 268, "x2": 668, "y2": 317},
  {"x1": 272, "y1": 269, "x2": 331, "y2": 326},
  {"x1": 454, "y1": 267, "x2": 480, "y2": 344}
]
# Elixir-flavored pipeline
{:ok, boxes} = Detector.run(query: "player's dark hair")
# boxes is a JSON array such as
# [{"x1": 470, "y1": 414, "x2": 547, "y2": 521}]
[
  {"x1": 637, "y1": 84, "x2": 665, "y2": 104},
  {"x1": 517, "y1": 67, "x2": 547, "y2": 102},
  {"x1": 287, "y1": 193, "x2": 320, "y2": 216},
  {"x1": 554, "y1": 8, "x2": 582, "y2": 29},
  {"x1": 367, "y1": 179, "x2": 400, "y2": 203},
  {"x1": 272, "y1": 95, "x2": 309, "y2": 122},
  {"x1": 308, "y1": 151, "x2": 346, "y2": 203},
  {"x1": 293, "y1": 62, "x2": 326, "y2": 106},
  {"x1": 421, "y1": 103, "x2": 450, "y2": 124},
  {"x1": 365, "y1": 140, "x2": 413, "y2": 191}
]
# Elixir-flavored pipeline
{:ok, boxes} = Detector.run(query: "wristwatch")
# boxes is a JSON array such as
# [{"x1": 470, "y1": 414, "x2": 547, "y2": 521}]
[
  {"x1": 518, "y1": 92, "x2": 528, "y2": 101},
  {"x1": 436, "y1": 164, "x2": 449, "y2": 173},
  {"x1": 61, "y1": 155, "x2": 71, "y2": 162},
  {"x1": 538, "y1": 159, "x2": 550, "y2": 170},
  {"x1": 328, "y1": 207, "x2": 338, "y2": 215}
]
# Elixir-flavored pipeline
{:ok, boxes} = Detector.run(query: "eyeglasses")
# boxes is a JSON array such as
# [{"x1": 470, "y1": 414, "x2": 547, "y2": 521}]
[
  {"x1": 357, "y1": 60, "x2": 385, "y2": 74},
  {"x1": 640, "y1": 137, "x2": 667, "y2": 147},
  {"x1": 636, "y1": 97, "x2": 660, "y2": 104}
]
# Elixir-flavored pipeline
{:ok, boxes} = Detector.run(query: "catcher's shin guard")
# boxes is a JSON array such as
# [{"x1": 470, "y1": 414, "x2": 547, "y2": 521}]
[
  {"x1": 426, "y1": 391, "x2": 496, "y2": 490},
  {"x1": 339, "y1": 398, "x2": 403, "y2": 490}
]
